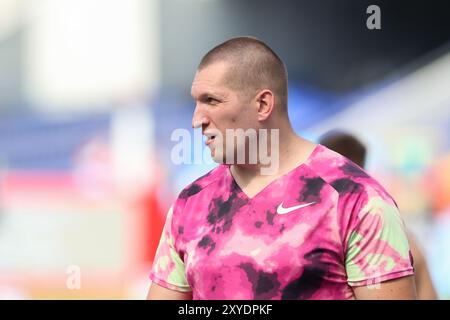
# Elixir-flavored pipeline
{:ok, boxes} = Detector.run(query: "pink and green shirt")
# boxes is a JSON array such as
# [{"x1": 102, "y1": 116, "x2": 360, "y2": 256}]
[{"x1": 150, "y1": 144, "x2": 414, "y2": 299}]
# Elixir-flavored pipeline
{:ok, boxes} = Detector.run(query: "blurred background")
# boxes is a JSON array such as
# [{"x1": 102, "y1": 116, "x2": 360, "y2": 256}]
[{"x1": 0, "y1": 0, "x2": 449, "y2": 299}]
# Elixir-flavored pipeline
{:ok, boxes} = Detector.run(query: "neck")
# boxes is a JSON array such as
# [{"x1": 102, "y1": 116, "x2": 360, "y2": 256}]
[{"x1": 231, "y1": 122, "x2": 316, "y2": 181}]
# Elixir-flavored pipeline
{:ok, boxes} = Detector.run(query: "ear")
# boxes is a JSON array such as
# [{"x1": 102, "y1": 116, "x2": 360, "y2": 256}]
[{"x1": 255, "y1": 89, "x2": 275, "y2": 121}]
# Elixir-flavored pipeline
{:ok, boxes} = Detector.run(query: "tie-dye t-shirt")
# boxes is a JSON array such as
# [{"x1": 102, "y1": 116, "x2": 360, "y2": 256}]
[{"x1": 150, "y1": 144, "x2": 414, "y2": 299}]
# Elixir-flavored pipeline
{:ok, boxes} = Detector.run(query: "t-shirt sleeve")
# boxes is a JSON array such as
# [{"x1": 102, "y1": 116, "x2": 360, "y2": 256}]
[
  {"x1": 345, "y1": 195, "x2": 414, "y2": 287},
  {"x1": 149, "y1": 205, "x2": 192, "y2": 292}
]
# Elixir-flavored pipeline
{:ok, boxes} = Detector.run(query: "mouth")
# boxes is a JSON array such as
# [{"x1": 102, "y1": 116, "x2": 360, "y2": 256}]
[
  {"x1": 205, "y1": 135, "x2": 216, "y2": 146},
  {"x1": 204, "y1": 129, "x2": 220, "y2": 147}
]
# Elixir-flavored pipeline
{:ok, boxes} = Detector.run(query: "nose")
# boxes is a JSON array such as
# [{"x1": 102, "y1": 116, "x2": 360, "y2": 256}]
[{"x1": 192, "y1": 104, "x2": 210, "y2": 129}]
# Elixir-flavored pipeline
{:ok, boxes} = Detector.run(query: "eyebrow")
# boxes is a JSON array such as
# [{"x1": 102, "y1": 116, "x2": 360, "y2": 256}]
[{"x1": 192, "y1": 92, "x2": 222, "y2": 101}]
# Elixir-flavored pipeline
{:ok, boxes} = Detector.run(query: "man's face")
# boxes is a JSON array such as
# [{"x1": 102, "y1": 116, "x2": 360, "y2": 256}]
[{"x1": 191, "y1": 62, "x2": 258, "y2": 163}]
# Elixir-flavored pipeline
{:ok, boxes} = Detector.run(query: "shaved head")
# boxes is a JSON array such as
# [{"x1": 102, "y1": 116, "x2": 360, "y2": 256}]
[{"x1": 198, "y1": 37, "x2": 288, "y2": 113}]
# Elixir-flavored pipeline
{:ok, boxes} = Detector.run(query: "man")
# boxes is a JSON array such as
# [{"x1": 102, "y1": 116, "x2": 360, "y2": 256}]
[
  {"x1": 319, "y1": 129, "x2": 437, "y2": 299},
  {"x1": 147, "y1": 37, "x2": 416, "y2": 300}
]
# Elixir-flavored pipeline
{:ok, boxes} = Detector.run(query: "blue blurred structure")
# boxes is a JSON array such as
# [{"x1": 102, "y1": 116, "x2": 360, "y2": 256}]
[{"x1": 0, "y1": 113, "x2": 110, "y2": 171}]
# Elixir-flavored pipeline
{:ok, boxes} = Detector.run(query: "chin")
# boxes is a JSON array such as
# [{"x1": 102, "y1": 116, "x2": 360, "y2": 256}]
[
  {"x1": 210, "y1": 148, "x2": 227, "y2": 164},
  {"x1": 211, "y1": 151, "x2": 225, "y2": 164},
  {"x1": 212, "y1": 157, "x2": 224, "y2": 164}
]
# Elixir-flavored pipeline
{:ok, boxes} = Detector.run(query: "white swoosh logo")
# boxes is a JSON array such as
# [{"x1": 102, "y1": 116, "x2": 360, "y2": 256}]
[{"x1": 277, "y1": 201, "x2": 316, "y2": 215}]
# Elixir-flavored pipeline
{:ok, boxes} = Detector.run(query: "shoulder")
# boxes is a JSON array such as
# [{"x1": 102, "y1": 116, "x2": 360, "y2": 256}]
[
  {"x1": 305, "y1": 145, "x2": 398, "y2": 227},
  {"x1": 169, "y1": 165, "x2": 228, "y2": 232},
  {"x1": 176, "y1": 164, "x2": 228, "y2": 201},
  {"x1": 309, "y1": 144, "x2": 395, "y2": 204}
]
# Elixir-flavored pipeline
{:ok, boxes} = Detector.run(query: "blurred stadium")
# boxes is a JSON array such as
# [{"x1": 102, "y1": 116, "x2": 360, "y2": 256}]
[{"x1": 0, "y1": 0, "x2": 449, "y2": 299}]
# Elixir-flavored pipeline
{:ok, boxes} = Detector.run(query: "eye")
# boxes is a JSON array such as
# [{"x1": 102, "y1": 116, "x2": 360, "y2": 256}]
[{"x1": 206, "y1": 97, "x2": 219, "y2": 105}]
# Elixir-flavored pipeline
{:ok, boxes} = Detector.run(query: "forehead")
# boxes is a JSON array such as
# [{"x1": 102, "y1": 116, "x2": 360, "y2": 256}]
[{"x1": 191, "y1": 62, "x2": 231, "y2": 98}]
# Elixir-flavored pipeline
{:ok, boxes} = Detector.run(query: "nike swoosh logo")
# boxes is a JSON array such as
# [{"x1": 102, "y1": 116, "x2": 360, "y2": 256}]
[{"x1": 277, "y1": 201, "x2": 316, "y2": 215}]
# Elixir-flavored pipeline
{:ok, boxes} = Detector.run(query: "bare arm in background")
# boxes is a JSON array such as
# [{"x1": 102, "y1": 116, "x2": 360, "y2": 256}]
[{"x1": 408, "y1": 234, "x2": 438, "y2": 300}]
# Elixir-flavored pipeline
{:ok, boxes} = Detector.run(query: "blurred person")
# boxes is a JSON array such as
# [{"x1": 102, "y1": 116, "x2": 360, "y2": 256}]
[
  {"x1": 319, "y1": 129, "x2": 438, "y2": 300},
  {"x1": 147, "y1": 37, "x2": 416, "y2": 300}
]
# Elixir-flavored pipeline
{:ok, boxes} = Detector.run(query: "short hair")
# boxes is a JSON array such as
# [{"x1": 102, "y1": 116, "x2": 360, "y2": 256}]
[
  {"x1": 198, "y1": 36, "x2": 288, "y2": 112},
  {"x1": 319, "y1": 130, "x2": 367, "y2": 168}
]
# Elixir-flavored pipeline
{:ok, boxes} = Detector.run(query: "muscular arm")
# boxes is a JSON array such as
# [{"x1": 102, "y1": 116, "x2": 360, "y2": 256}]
[
  {"x1": 147, "y1": 282, "x2": 193, "y2": 300},
  {"x1": 353, "y1": 275, "x2": 417, "y2": 300}
]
